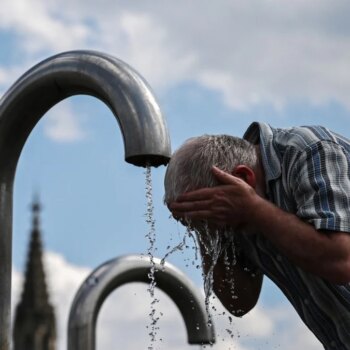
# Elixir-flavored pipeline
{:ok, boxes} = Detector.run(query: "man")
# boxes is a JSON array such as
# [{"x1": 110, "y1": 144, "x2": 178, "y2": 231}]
[{"x1": 164, "y1": 122, "x2": 350, "y2": 350}]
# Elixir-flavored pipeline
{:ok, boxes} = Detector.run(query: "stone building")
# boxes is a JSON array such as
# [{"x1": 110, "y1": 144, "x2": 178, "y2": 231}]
[{"x1": 13, "y1": 198, "x2": 56, "y2": 350}]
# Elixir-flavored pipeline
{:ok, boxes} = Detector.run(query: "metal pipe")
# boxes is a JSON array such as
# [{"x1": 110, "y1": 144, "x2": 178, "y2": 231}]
[
  {"x1": 0, "y1": 51, "x2": 171, "y2": 350},
  {"x1": 68, "y1": 255, "x2": 215, "y2": 349}
]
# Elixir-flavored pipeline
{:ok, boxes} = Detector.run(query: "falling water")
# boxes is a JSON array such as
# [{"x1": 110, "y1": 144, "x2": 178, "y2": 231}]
[
  {"x1": 195, "y1": 225, "x2": 223, "y2": 329},
  {"x1": 160, "y1": 231, "x2": 186, "y2": 267},
  {"x1": 144, "y1": 165, "x2": 160, "y2": 350},
  {"x1": 160, "y1": 224, "x2": 199, "y2": 268},
  {"x1": 142, "y1": 163, "x2": 252, "y2": 348},
  {"x1": 222, "y1": 236, "x2": 239, "y2": 342},
  {"x1": 190, "y1": 223, "x2": 241, "y2": 347},
  {"x1": 158, "y1": 214, "x2": 247, "y2": 347}
]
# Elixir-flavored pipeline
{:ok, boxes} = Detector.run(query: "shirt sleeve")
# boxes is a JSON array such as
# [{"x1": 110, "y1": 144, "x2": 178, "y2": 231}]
[{"x1": 290, "y1": 140, "x2": 350, "y2": 232}]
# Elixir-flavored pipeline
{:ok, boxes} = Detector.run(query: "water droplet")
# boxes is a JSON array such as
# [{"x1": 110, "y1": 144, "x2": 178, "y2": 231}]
[{"x1": 87, "y1": 275, "x2": 98, "y2": 286}]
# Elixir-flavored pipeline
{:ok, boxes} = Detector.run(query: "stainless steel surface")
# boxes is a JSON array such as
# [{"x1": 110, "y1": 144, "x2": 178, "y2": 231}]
[
  {"x1": 0, "y1": 51, "x2": 171, "y2": 350},
  {"x1": 68, "y1": 255, "x2": 215, "y2": 349}
]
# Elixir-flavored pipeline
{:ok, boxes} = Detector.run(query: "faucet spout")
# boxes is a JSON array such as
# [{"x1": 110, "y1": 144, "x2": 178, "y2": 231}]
[
  {"x1": 68, "y1": 255, "x2": 215, "y2": 349},
  {"x1": 0, "y1": 51, "x2": 171, "y2": 350},
  {"x1": 0, "y1": 50, "x2": 171, "y2": 168}
]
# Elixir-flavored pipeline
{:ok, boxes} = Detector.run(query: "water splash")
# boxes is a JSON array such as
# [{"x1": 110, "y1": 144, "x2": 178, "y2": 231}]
[
  {"x1": 160, "y1": 225, "x2": 199, "y2": 268},
  {"x1": 144, "y1": 165, "x2": 160, "y2": 349},
  {"x1": 86, "y1": 275, "x2": 99, "y2": 287},
  {"x1": 161, "y1": 215, "x2": 243, "y2": 346},
  {"x1": 195, "y1": 225, "x2": 222, "y2": 328},
  {"x1": 191, "y1": 223, "x2": 241, "y2": 345},
  {"x1": 223, "y1": 234, "x2": 238, "y2": 303},
  {"x1": 160, "y1": 234, "x2": 186, "y2": 267}
]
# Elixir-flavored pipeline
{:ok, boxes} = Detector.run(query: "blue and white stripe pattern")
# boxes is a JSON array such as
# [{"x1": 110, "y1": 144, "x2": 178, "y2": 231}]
[{"x1": 241, "y1": 122, "x2": 350, "y2": 349}]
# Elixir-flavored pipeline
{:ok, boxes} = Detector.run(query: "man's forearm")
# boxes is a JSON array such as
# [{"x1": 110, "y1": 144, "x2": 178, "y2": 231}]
[{"x1": 249, "y1": 196, "x2": 350, "y2": 283}]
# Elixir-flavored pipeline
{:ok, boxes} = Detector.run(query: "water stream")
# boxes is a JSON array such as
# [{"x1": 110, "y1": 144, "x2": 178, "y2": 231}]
[
  {"x1": 145, "y1": 166, "x2": 243, "y2": 348},
  {"x1": 194, "y1": 224, "x2": 241, "y2": 347},
  {"x1": 145, "y1": 165, "x2": 160, "y2": 350}
]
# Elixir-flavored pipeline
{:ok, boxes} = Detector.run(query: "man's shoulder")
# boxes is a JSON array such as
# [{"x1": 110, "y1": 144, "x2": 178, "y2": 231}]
[
  {"x1": 246, "y1": 122, "x2": 348, "y2": 152},
  {"x1": 273, "y1": 125, "x2": 340, "y2": 151}
]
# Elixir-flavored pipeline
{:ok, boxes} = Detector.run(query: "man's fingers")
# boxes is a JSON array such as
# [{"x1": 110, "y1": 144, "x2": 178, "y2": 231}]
[
  {"x1": 169, "y1": 199, "x2": 212, "y2": 212},
  {"x1": 176, "y1": 188, "x2": 217, "y2": 202},
  {"x1": 172, "y1": 210, "x2": 215, "y2": 220},
  {"x1": 172, "y1": 210, "x2": 232, "y2": 229},
  {"x1": 212, "y1": 166, "x2": 239, "y2": 185}
]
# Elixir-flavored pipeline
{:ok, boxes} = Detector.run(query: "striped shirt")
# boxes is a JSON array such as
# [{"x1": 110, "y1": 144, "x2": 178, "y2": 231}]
[{"x1": 240, "y1": 122, "x2": 350, "y2": 350}]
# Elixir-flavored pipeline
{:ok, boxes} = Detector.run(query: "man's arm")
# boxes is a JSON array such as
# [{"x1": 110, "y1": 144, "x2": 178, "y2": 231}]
[
  {"x1": 170, "y1": 167, "x2": 350, "y2": 284},
  {"x1": 247, "y1": 196, "x2": 350, "y2": 284}
]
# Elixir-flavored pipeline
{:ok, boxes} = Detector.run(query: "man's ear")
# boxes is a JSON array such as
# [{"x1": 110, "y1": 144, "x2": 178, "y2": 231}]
[{"x1": 232, "y1": 165, "x2": 257, "y2": 188}]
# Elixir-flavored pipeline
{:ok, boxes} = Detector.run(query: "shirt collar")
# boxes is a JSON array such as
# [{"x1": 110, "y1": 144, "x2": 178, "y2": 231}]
[{"x1": 243, "y1": 122, "x2": 281, "y2": 183}]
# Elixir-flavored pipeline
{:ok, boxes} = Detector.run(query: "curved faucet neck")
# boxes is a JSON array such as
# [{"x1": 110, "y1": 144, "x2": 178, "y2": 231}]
[{"x1": 0, "y1": 51, "x2": 171, "y2": 350}]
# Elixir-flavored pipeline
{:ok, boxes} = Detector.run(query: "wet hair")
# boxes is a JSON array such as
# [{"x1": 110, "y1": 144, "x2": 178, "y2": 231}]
[{"x1": 164, "y1": 134, "x2": 258, "y2": 203}]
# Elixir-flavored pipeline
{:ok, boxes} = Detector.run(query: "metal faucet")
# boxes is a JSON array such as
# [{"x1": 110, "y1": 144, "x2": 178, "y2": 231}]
[
  {"x1": 68, "y1": 255, "x2": 215, "y2": 349},
  {"x1": 0, "y1": 51, "x2": 171, "y2": 350}
]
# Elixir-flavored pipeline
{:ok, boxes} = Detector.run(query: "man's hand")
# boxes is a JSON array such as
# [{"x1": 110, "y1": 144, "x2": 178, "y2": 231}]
[
  {"x1": 169, "y1": 166, "x2": 350, "y2": 284},
  {"x1": 168, "y1": 166, "x2": 265, "y2": 316},
  {"x1": 169, "y1": 166, "x2": 261, "y2": 230}
]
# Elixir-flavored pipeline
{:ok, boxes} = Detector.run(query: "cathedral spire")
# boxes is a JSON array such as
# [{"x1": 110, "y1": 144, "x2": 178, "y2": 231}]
[
  {"x1": 13, "y1": 196, "x2": 56, "y2": 350},
  {"x1": 32, "y1": 193, "x2": 41, "y2": 232},
  {"x1": 21, "y1": 196, "x2": 49, "y2": 307}
]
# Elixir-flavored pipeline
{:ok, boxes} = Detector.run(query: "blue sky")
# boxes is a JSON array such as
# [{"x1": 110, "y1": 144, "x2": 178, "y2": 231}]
[{"x1": 2, "y1": 0, "x2": 350, "y2": 349}]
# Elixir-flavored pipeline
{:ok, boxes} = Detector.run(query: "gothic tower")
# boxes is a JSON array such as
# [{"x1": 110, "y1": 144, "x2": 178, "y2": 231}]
[{"x1": 13, "y1": 198, "x2": 56, "y2": 350}]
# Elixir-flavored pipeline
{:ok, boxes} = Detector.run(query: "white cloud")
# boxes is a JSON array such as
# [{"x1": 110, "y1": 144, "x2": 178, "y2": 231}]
[
  {"x1": 0, "y1": 0, "x2": 90, "y2": 54},
  {"x1": 44, "y1": 252, "x2": 91, "y2": 349},
  {"x1": 0, "y1": 67, "x2": 13, "y2": 87},
  {"x1": 0, "y1": 71, "x2": 87, "y2": 144},
  {"x1": 11, "y1": 251, "x2": 322, "y2": 350},
  {"x1": 266, "y1": 306, "x2": 322, "y2": 350},
  {"x1": 0, "y1": 64, "x2": 34, "y2": 97},
  {"x1": 44, "y1": 100, "x2": 87, "y2": 142},
  {"x1": 11, "y1": 252, "x2": 90, "y2": 350},
  {"x1": 115, "y1": 11, "x2": 197, "y2": 90},
  {"x1": 2, "y1": 0, "x2": 350, "y2": 112},
  {"x1": 11, "y1": 268, "x2": 23, "y2": 314}
]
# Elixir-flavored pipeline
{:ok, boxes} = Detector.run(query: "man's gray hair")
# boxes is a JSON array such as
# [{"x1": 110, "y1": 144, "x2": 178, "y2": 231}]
[{"x1": 164, "y1": 134, "x2": 258, "y2": 203}]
